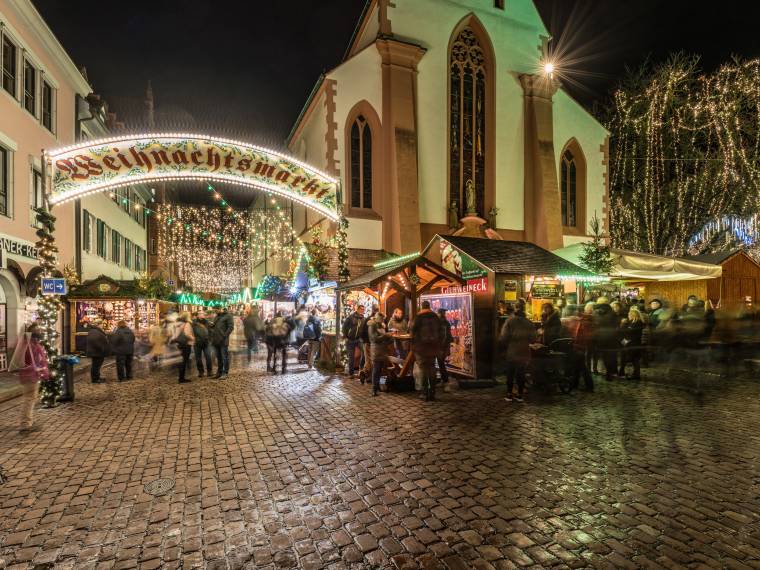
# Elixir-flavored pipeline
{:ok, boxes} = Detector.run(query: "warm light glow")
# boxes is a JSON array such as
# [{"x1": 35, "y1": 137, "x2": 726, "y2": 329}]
[{"x1": 543, "y1": 62, "x2": 555, "y2": 75}]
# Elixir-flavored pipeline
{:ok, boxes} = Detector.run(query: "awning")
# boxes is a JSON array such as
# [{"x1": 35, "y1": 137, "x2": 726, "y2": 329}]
[{"x1": 553, "y1": 243, "x2": 722, "y2": 282}]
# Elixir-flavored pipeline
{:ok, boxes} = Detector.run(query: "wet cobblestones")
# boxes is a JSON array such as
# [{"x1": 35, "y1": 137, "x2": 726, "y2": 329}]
[{"x1": 1, "y1": 355, "x2": 759, "y2": 569}]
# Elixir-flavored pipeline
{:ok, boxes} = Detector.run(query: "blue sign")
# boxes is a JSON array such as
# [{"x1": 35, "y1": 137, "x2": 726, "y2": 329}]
[{"x1": 41, "y1": 278, "x2": 67, "y2": 295}]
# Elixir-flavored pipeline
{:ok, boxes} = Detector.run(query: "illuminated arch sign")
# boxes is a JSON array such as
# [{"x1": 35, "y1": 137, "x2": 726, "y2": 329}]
[{"x1": 48, "y1": 134, "x2": 340, "y2": 221}]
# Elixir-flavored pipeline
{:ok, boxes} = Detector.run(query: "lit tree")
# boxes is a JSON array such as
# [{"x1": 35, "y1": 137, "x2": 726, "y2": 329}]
[
  {"x1": 606, "y1": 54, "x2": 760, "y2": 256},
  {"x1": 579, "y1": 214, "x2": 615, "y2": 275}
]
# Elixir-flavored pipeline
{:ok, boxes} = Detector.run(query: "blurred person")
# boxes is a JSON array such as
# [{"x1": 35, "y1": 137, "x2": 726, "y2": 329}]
[
  {"x1": 265, "y1": 310, "x2": 291, "y2": 373},
  {"x1": 368, "y1": 311, "x2": 393, "y2": 396},
  {"x1": 9, "y1": 325, "x2": 49, "y2": 433},
  {"x1": 191, "y1": 313, "x2": 212, "y2": 377},
  {"x1": 147, "y1": 320, "x2": 167, "y2": 369},
  {"x1": 500, "y1": 306, "x2": 535, "y2": 402},
  {"x1": 170, "y1": 312, "x2": 195, "y2": 383},
  {"x1": 359, "y1": 305, "x2": 377, "y2": 382},
  {"x1": 593, "y1": 296, "x2": 619, "y2": 381},
  {"x1": 342, "y1": 305, "x2": 365, "y2": 378},
  {"x1": 411, "y1": 301, "x2": 443, "y2": 401},
  {"x1": 437, "y1": 308, "x2": 454, "y2": 391},
  {"x1": 619, "y1": 307, "x2": 644, "y2": 379},
  {"x1": 243, "y1": 307, "x2": 264, "y2": 361},
  {"x1": 86, "y1": 319, "x2": 110, "y2": 384},
  {"x1": 303, "y1": 309, "x2": 322, "y2": 369},
  {"x1": 210, "y1": 306, "x2": 234, "y2": 378},
  {"x1": 539, "y1": 302, "x2": 563, "y2": 346},
  {"x1": 565, "y1": 304, "x2": 594, "y2": 391},
  {"x1": 110, "y1": 320, "x2": 135, "y2": 382}
]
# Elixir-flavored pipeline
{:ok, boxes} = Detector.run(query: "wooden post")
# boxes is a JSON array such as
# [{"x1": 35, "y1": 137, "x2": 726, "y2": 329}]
[{"x1": 410, "y1": 263, "x2": 418, "y2": 318}]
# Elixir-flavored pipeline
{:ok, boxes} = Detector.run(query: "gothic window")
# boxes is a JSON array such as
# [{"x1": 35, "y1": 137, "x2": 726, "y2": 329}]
[
  {"x1": 561, "y1": 149, "x2": 577, "y2": 227},
  {"x1": 450, "y1": 27, "x2": 487, "y2": 219},
  {"x1": 349, "y1": 115, "x2": 372, "y2": 210}
]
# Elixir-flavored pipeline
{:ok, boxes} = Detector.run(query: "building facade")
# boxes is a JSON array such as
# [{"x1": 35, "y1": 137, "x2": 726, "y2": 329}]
[
  {"x1": 0, "y1": 0, "x2": 147, "y2": 366},
  {"x1": 286, "y1": 0, "x2": 609, "y2": 260}
]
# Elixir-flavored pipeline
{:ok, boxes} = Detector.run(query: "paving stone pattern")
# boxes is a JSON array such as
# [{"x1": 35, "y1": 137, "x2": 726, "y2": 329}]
[{"x1": 1, "y1": 354, "x2": 760, "y2": 569}]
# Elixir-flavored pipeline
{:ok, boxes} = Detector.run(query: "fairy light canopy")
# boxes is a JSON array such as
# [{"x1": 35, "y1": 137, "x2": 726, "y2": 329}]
[{"x1": 47, "y1": 133, "x2": 340, "y2": 221}]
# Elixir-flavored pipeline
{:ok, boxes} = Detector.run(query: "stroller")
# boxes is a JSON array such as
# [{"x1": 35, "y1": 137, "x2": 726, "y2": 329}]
[{"x1": 529, "y1": 338, "x2": 574, "y2": 394}]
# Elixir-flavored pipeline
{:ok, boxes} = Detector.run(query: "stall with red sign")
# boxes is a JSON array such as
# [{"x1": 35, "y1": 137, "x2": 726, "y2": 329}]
[{"x1": 422, "y1": 235, "x2": 593, "y2": 380}]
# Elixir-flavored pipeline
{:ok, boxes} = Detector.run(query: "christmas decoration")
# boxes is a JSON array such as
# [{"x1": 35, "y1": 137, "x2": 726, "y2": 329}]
[
  {"x1": 688, "y1": 214, "x2": 760, "y2": 262},
  {"x1": 578, "y1": 214, "x2": 614, "y2": 275},
  {"x1": 62, "y1": 264, "x2": 80, "y2": 288},
  {"x1": 306, "y1": 227, "x2": 329, "y2": 282},
  {"x1": 33, "y1": 206, "x2": 63, "y2": 407},
  {"x1": 256, "y1": 274, "x2": 286, "y2": 298},
  {"x1": 606, "y1": 55, "x2": 760, "y2": 256},
  {"x1": 135, "y1": 273, "x2": 173, "y2": 299},
  {"x1": 336, "y1": 215, "x2": 350, "y2": 284}
]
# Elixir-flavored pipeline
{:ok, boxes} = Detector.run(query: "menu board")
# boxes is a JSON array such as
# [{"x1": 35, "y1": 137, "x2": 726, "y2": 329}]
[{"x1": 420, "y1": 292, "x2": 475, "y2": 377}]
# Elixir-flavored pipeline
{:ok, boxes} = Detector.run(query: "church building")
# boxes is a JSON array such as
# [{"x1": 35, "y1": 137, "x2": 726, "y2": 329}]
[{"x1": 286, "y1": 0, "x2": 609, "y2": 260}]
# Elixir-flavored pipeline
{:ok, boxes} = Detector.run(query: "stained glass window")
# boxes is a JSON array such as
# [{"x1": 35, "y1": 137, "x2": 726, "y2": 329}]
[
  {"x1": 562, "y1": 150, "x2": 577, "y2": 227},
  {"x1": 349, "y1": 115, "x2": 372, "y2": 210},
  {"x1": 450, "y1": 27, "x2": 487, "y2": 218}
]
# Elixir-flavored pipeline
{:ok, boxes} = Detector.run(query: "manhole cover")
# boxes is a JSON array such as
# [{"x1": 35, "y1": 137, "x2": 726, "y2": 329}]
[{"x1": 144, "y1": 478, "x2": 175, "y2": 496}]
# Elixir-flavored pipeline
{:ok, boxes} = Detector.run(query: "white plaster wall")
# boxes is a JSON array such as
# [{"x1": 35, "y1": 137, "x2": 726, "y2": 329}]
[
  {"x1": 80, "y1": 192, "x2": 148, "y2": 281},
  {"x1": 391, "y1": 0, "x2": 547, "y2": 230},
  {"x1": 346, "y1": 217, "x2": 383, "y2": 251},
  {"x1": 329, "y1": 45, "x2": 383, "y2": 184},
  {"x1": 553, "y1": 89, "x2": 608, "y2": 239}
]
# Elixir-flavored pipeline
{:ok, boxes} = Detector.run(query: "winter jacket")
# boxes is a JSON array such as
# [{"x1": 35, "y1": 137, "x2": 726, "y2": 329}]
[
  {"x1": 501, "y1": 314, "x2": 536, "y2": 364},
  {"x1": 110, "y1": 326, "x2": 135, "y2": 356},
  {"x1": 342, "y1": 312, "x2": 363, "y2": 340},
  {"x1": 191, "y1": 319, "x2": 210, "y2": 346},
  {"x1": 171, "y1": 320, "x2": 195, "y2": 347},
  {"x1": 368, "y1": 317, "x2": 393, "y2": 361},
  {"x1": 86, "y1": 326, "x2": 110, "y2": 358},
  {"x1": 243, "y1": 314, "x2": 263, "y2": 340},
  {"x1": 593, "y1": 303, "x2": 618, "y2": 349},
  {"x1": 303, "y1": 315, "x2": 322, "y2": 341},
  {"x1": 387, "y1": 316, "x2": 408, "y2": 335},
  {"x1": 210, "y1": 311, "x2": 234, "y2": 346},
  {"x1": 541, "y1": 311, "x2": 563, "y2": 346},
  {"x1": 18, "y1": 339, "x2": 49, "y2": 383},
  {"x1": 359, "y1": 316, "x2": 372, "y2": 343},
  {"x1": 440, "y1": 317, "x2": 453, "y2": 356},
  {"x1": 572, "y1": 314, "x2": 594, "y2": 351},
  {"x1": 621, "y1": 320, "x2": 644, "y2": 347},
  {"x1": 411, "y1": 309, "x2": 442, "y2": 359}
]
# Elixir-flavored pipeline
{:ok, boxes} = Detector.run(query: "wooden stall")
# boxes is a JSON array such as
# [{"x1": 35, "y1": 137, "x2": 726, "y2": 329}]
[{"x1": 687, "y1": 249, "x2": 760, "y2": 308}]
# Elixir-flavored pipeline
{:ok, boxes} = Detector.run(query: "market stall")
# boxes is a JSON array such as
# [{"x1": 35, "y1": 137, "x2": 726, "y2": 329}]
[
  {"x1": 553, "y1": 243, "x2": 722, "y2": 307},
  {"x1": 685, "y1": 249, "x2": 760, "y2": 309},
  {"x1": 423, "y1": 235, "x2": 596, "y2": 380},
  {"x1": 67, "y1": 276, "x2": 171, "y2": 353},
  {"x1": 305, "y1": 281, "x2": 337, "y2": 334}
]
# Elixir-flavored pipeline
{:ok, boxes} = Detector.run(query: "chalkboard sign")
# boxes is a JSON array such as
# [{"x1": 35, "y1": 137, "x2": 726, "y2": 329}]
[{"x1": 531, "y1": 284, "x2": 562, "y2": 299}]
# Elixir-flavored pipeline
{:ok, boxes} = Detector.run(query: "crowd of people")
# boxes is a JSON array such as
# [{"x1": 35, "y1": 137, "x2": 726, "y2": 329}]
[
  {"x1": 342, "y1": 301, "x2": 452, "y2": 400},
  {"x1": 81, "y1": 304, "x2": 325, "y2": 385}
]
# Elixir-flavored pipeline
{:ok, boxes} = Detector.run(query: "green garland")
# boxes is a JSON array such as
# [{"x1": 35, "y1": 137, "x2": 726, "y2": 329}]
[{"x1": 34, "y1": 207, "x2": 63, "y2": 407}]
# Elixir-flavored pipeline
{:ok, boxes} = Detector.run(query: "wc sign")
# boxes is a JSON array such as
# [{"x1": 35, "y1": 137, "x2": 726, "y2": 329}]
[{"x1": 41, "y1": 278, "x2": 67, "y2": 295}]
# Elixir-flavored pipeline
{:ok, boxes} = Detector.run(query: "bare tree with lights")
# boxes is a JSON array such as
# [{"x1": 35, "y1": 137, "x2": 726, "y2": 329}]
[{"x1": 606, "y1": 54, "x2": 760, "y2": 256}]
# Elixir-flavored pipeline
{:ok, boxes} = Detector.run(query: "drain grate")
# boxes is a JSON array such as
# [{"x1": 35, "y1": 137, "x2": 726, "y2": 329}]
[{"x1": 144, "y1": 478, "x2": 175, "y2": 496}]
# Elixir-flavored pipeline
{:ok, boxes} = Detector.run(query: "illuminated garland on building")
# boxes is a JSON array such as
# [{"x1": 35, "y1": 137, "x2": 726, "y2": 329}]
[
  {"x1": 34, "y1": 207, "x2": 63, "y2": 407},
  {"x1": 608, "y1": 56, "x2": 760, "y2": 256},
  {"x1": 688, "y1": 214, "x2": 760, "y2": 261}
]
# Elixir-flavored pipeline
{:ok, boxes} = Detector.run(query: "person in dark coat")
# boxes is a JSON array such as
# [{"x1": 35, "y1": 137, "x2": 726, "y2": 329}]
[
  {"x1": 86, "y1": 320, "x2": 110, "y2": 384},
  {"x1": 191, "y1": 313, "x2": 212, "y2": 377},
  {"x1": 304, "y1": 310, "x2": 322, "y2": 369},
  {"x1": 411, "y1": 301, "x2": 442, "y2": 401},
  {"x1": 110, "y1": 320, "x2": 135, "y2": 382},
  {"x1": 437, "y1": 309, "x2": 454, "y2": 391},
  {"x1": 539, "y1": 302, "x2": 563, "y2": 347},
  {"x1": 210, "y1": 307, "x2": 234, "y2": 378},
  {"x1": 368, "y1": 312, "x2": 393, "y2": 396},
  {"x1": 593, "y1": 296, "x2": 619, "y2": 381},
  {"x1": 359, "y1": 306, "x2": 377, "y2": 382},
  {"x1": 265, "y1": 311, "x2": 291, "y2": 373},
  {"x1": 500, "y1": 308, "x2": 536, "y2": 402},
  {"x1": 619, "y1": 307, "x2": 645, "y2": 379},
  {"x1": 341, "y1": 305, "x2": 365, "y2": 378},
  {"x1": 243, "y1": 308, "x2": 264, "y2": 362}
]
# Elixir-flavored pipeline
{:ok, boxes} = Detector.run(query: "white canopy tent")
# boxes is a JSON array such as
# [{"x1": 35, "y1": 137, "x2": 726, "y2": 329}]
[{"x1": 553, "y1": 243, "x2": 722, "y2": 282}]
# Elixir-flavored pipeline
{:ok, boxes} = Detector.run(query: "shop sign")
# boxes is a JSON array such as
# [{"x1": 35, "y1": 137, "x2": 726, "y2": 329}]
[
  {"x1": 531, "y1": 284, "x2": 562, "y2": 299},
  {"x1": 440, "y1": 241, "x2": 488, "y2": 280},
  {"x1": 503, "y1": 279, "x2": 518, "y2": 301},
  {"x1": 442, "y1": 277, "x2": 488, "y2": 295},
  {"x1": 49, "y1": 135, "x2": 339, "y2": 220},
  {"x1": 0, "y1": 234, "x2": 38, "y2": 260},
  {"x1": 41, "y1": 278, "x2": 67, "y2": 295}
]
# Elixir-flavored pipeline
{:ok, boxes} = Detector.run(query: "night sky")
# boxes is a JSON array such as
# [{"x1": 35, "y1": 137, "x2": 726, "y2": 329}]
[{"x1": 33, "y1": 0, "x2": 760, "y2": 147}]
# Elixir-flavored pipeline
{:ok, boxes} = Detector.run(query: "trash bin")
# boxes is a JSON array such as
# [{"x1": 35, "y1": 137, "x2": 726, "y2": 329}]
[{"x1": 58, "y1": 354, "x2": 80, "y2": 402}]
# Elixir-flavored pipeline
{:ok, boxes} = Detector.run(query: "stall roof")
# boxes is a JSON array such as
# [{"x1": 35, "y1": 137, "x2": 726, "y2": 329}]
[
  {"x1": 436, "y1": 235, "x2": 594, "y2": 277},
  {"x1": 337, "y1": 255, "x2": 464, "y2": 292},
  {"x1": 684, "y1": 248, "x2": 749, "y2": 266},
  {"x1": 553, "y1": 243, "x2": 722, "y2": 281}
]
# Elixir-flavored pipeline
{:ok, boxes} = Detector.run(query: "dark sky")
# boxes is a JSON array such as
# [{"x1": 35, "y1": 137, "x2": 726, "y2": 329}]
[{"x1": 33, "y1": 0, "x2": 760, "y2": 147}]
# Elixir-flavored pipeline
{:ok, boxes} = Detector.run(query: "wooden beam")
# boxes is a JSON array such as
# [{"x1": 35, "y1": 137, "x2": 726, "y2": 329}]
[{"x1": 417, "y1": 275, "x2": 444, "y2": 297}]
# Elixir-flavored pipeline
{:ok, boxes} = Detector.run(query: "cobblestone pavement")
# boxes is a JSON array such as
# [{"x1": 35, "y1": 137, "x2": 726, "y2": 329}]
[{"x1": 1, "y1": 354, "x2": 760, "y2": 570}]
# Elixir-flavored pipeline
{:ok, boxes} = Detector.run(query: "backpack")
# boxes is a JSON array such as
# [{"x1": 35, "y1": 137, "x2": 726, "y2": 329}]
[
  {"x1": 303, "y1": 320, "x2": 316, "y2": 340},
  {"x1": 270, "y1": 316, "x2": 288, "y2": 338}
]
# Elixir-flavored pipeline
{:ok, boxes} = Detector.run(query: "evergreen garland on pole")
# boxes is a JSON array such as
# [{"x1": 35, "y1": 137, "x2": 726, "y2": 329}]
[
  {"x1": 34, "y1": 206, "x2": 63, "y2": 407},
  {"x1": 336, "y1": 215, "x2": 350, "y2": 284},
  {"x1": 579, "y1": 214, "x2": 615, "y2": 276}
]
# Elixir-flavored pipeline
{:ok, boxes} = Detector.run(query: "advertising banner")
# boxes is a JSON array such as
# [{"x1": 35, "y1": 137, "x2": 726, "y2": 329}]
[{"x1": 420, "y1": 292, "x2": 475, "y2": 377}]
